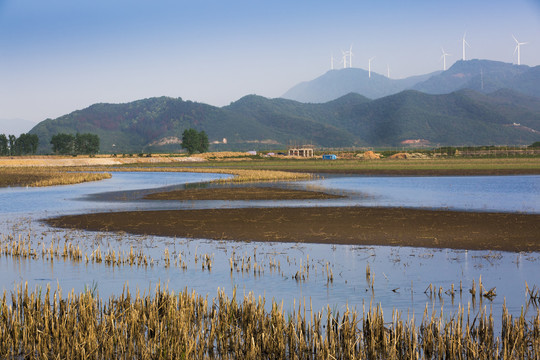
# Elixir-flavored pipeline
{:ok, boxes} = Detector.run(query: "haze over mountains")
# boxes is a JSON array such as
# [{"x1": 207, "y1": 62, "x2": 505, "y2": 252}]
[
  {"x1": 282, "y1": 60, "x2": 540, "y2": 103},
  {"x1": 29, "y1": 59, "x2": 540, "y2": 153}
]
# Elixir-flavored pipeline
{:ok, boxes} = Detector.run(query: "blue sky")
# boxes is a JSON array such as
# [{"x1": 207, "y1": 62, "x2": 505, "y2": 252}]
[{"x1": 0, "y1": 0, "x2": 539, "y2": 123}]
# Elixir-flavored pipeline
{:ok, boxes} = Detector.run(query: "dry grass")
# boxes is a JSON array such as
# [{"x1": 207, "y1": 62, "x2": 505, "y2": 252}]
[
  {"x1": 0, "y1": 167, "x2": 111, "y2": 187},
  {"x1": 0, "y1": 282, "x2": 538, "y2": 359},
  {"x1": 71, "y1": 166, "x2": 314, "y2": 183}
]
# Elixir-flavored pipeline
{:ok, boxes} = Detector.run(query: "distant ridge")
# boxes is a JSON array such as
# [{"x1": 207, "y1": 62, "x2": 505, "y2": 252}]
[
  {"x1": 412, "y1": 59, "x2": 539, "y2": 97},
  {"x1": 281, "y1": 68, "x2": 439, "y2": 103},
  {"x1": 282, "y1": 59, "x2": 540, "y2": 103}
]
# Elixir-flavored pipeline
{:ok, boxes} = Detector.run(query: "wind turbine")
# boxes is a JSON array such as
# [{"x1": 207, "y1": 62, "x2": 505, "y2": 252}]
[
  {"x1": 331, "y1": 54, "x2": 334, "y2": 70},
  {"x1": 462, "y1": 32, "x2": 470, "y2": 61},
  {"x1": 513, "y1": 35, "x2": 528, "y2": 65},
  {"x1": 368, "y1": 57, "x2": 375, "y2": 78},
  {"x1": 348, "y1": 44, "x2": 353, "y2": 68},
  {"x1": 387, "y1": 64, "x2": 390, "y2": 78},
  {"x1": 441, "y1": 47, "x2": 451, "y2": 71},
  {"x1": 341, "y1": 50, "x2": 348, "y2": 69}
]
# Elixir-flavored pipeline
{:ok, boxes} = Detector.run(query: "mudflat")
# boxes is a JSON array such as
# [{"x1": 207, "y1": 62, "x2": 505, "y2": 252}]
[
  {"x1": 46, "y1": 206, "x2": 540, "y2": 252},
  {"x1": 145, "y1": 187, "x2": 344, "y2": 201}
]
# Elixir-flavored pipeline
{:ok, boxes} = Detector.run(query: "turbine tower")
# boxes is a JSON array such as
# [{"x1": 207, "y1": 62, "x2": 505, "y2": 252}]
[
  {"x1": 331, "y1": 54, "x2": 334, "y2": 70},
  {"x1": 462, "y1": 33, "x2": 470, "y2": 61},
  {"x1": 341, "y1": 50, "x2": 348, "y2": 69},
  {"x1": 513, "y1": 35, "x2": 528, "y2": 65},
  {"x1": 387, "y1": 64, "x2": 390, "y2": 78},
  {"x1": 368, "y1": 57, "x2": 375, "y2": 78},
  {"x1": 348, "y1": 44, "x2": 353, "y2": 68},
  {"x1": 441, "y1": 47, "x2": 451, "y2": 71}
]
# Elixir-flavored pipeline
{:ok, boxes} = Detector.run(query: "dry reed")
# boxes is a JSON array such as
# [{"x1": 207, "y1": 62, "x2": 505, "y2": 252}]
[{"x1": 0, "y1": 283, "x2": 539, "y2": 359}]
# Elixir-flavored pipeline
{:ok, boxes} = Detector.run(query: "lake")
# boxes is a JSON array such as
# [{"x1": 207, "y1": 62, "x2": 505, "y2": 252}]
[{"x1": 0, "y1": 172, "x2": 539, "y2": 325}]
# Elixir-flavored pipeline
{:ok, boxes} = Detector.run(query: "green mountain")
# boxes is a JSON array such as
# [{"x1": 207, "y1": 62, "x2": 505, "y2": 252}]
[
  {"x1": 318, "y1": 89, "x2": 539, "y2": 146},
  {"x1": 29, "y1": 89, "x2": 540, "y2": 153}
]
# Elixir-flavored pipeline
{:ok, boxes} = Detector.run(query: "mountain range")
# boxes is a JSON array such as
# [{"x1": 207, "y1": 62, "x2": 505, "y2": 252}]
[
  {"x1": 282, "y1": 60, "x2": 540, "y2": 103},
  {"x1": 28, "y1": 59, "x2": 540, "y2": 152}
]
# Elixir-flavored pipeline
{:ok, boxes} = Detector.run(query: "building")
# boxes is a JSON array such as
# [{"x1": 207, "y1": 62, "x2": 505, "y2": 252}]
[{"x1": 288, "y1": 146, "x2": 314, "y2": 157}]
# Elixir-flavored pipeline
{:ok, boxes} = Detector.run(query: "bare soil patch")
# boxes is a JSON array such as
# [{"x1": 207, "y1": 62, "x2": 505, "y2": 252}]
[{"x1": 46, "y1": 207, "x2": 540, "y2": 252}]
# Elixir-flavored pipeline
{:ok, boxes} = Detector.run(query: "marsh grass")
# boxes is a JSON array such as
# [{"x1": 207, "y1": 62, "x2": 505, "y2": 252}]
[
  {"x1": 0, "y1": 167, "x2": 111, "y2": 187},
  {"x1": 0, "y1": 282, "x2": 539, "y2": 359}
]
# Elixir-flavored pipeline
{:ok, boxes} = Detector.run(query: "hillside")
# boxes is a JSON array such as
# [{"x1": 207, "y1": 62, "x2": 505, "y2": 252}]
[
  {"x1": 29, "y1": 89, "x2": 540, "y2": 152},
  {"x1": 317, "y1": 90, "x2": 540, "y2": 146}
]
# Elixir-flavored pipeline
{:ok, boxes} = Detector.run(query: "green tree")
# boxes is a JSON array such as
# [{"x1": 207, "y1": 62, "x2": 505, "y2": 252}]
[
  {"x1": 0, "y1": 134, "x2": 8, "y2": 156},
  {"x1": 50, "y1": 133, "x2": 75, "y2": 154},
  {"x1": 8, "y1": 135, "x2": 16, "y2": 155},
  {"x1": 14, "y1": 133, "x2": 39, "y2": 155},
  {"x1": 181, "y1": 128, "x2": 209, "y2": 154},
  {"x1": 198, "y1": 130, "x2": 209, "y2": 153},
  {"x1": 181, "y1": 128, "x2": 200, "y2": 155},
  {"x1": 75, "y1": 133, "x2": 100, "y2": 155}
]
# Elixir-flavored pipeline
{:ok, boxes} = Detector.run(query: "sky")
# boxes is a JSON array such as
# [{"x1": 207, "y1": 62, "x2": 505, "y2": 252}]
[{"x1": 0, "y1": 0, "x2": 539, "y2": 126}]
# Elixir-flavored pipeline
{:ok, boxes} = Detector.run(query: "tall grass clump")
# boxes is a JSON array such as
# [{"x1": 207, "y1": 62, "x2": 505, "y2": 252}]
[{"x1": 0, "y1": 283, "x2": 539, "y2": 359}]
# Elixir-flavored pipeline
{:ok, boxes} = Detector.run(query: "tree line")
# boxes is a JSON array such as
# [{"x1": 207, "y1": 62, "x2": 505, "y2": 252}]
[
  {"x1": 50, "y1": 133, "x2": 100, "y2": 155},
  {"x1": 0, "y1": 133, "x2": 39, "y2": 156}
]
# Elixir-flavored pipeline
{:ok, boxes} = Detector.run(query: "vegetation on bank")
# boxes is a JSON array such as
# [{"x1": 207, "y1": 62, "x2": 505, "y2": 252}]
[{"x1": 0, "y1": 168, "x2": 111, "y2": 187}]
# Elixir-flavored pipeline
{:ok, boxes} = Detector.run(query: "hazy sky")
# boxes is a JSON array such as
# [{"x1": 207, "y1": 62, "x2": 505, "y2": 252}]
[{"x1": 1, "y1": 0, "x2": 539, "y2": 123}]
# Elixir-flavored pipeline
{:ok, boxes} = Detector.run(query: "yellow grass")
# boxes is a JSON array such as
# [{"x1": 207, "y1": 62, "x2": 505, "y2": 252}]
[
  {"x1": 0, "y1": 282, "x2": 538, "y2": 359},
  {"x1": 0, "y1": 167, "x2": 111, "y2": 187}
]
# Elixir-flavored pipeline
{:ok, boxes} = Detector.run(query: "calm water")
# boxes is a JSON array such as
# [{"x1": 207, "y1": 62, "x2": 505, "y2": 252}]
[{"x1": 0, "y1": 172, "x2": 539, "y2": 325}]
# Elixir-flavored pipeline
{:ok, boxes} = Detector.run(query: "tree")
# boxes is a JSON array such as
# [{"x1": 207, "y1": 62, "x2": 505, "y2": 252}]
[
  {"x1": 0, "y1": 134, "x2": 8, "y2": 156},
  {"x1": 182, "y1": 128, "x2": 201, "y2": 155},
  {"x1": 13, "y1": 133, "x2": 39, "y2": 155},
  {"x1": 51, "y1": 133, "x2": 100, "y2": 155},
  {"x1": 198, "y1": 130, "x2": 209, "y2": 153},
  {"x1": 75, "y1": 133, "x2": 100, "y2": 155},
  {"x1": 8, "y1": 135, "x2": 16, "y2": 155},
  {"x1": 50, "y1": 133, "x2": 75, "y2": 154}
]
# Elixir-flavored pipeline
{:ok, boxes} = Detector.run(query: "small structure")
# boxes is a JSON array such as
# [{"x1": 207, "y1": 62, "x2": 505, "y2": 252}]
[
  {"x1": 322, "y1": 154, "x2": 337, "y2": 160},
  {"x1": 288, "y1": 146, "x2": 314, "y2": 157}
]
